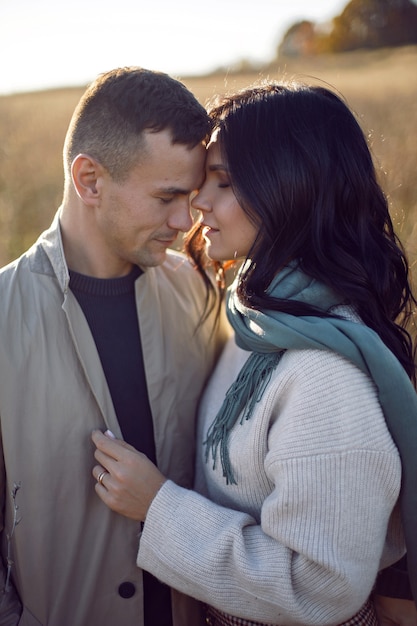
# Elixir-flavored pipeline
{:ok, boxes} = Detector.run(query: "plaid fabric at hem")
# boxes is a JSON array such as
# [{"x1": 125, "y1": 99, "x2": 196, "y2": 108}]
[{"x1": 204, "y1": 598, "x2": 378, "y2": 626}]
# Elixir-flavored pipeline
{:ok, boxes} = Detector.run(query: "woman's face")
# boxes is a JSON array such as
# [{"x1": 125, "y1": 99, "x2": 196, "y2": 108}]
[{"x1": 191, "y1": 134, "x2": 259, "y2": 262}]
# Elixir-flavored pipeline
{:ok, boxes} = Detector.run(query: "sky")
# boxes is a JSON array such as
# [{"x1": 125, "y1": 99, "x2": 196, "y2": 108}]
[{"x1": 0, "y1": 0, "x2": 351, "y2": 96}]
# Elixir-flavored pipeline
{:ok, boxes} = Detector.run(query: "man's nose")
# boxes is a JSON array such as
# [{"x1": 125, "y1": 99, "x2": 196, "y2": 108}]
[{"x1": 168, "y1": 199, "x2": 194, "y2": 232}]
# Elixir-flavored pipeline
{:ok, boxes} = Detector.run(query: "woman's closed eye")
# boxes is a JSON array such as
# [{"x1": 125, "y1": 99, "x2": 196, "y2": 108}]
[{"x1": 216, "y1": 173, "x2": 231, "y2": 189}]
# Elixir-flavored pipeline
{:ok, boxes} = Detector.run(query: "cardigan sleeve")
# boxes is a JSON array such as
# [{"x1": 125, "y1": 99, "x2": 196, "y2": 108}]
[{"x1": 138, "y1": 351, "x2": 403, "y2": 625}]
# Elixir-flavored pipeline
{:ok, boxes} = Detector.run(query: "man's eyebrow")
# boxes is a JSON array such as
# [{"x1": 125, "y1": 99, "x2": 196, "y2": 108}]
[{"x1": 157, "y1": 186, "x2": 191, "y2": 195}]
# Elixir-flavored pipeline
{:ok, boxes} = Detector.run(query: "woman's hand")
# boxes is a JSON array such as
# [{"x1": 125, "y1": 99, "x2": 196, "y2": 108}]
[
  {"x1": 374, "y1": 596, "x2": 417, "y2": 626},
  {"x1": 91, "y1": 430, "x2": 166, "y2": 521}
]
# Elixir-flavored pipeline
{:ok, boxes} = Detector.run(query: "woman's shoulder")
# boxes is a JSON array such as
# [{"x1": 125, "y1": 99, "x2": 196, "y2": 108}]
[
  {"x1": 265, "y1": 346, "x2": 398, "y2": 457},
  {"x1": 274, "y1": 345, "x2": 379, "y2": 415}
]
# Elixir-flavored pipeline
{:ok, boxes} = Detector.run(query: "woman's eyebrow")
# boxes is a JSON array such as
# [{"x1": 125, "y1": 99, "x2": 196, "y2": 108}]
[{"x1": 208, "y1": 163, "x2": 228, "y2": 173}]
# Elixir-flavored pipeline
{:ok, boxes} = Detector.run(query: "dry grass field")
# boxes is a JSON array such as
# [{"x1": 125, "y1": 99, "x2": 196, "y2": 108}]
[{"x1": 0, "y1": 45, "x2": 416, "y2": 272}]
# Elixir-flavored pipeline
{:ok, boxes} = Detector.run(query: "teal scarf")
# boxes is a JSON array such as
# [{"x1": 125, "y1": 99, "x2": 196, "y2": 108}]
[{"x1": 205, "y1": 264, "x2": 417, "y2": 603}]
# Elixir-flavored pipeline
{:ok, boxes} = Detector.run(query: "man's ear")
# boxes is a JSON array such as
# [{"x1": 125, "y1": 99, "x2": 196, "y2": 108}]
[{"x1": 71, "y1": 154, "x2": 105, "y2": 205}]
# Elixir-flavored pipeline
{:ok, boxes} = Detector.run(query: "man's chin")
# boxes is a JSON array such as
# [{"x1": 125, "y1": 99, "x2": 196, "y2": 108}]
[{"x1": 135, "y1": 250, "x2": 168, "y2": 269}]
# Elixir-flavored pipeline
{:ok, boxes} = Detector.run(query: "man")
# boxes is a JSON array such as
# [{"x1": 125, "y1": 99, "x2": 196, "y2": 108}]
[{"x1": 0, "y1": 67, "x2": 227, "y2": 626}]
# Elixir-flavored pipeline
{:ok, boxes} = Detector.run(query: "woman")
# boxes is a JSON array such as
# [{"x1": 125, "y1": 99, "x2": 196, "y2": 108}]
[{"x1": 92, "y1": 81, "x2": 417, "y2": 625}]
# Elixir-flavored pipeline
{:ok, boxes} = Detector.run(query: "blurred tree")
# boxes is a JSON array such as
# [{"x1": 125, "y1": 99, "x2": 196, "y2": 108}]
[
  {"x1": 278, "y1": 0, "x2": 417, "y2": 57},
  {"x1": 279, "y1": 21, "x2": 317, "y2": 57},
  {"x1": 327, "y1": 0, "x2": 417, "y2": 52}
]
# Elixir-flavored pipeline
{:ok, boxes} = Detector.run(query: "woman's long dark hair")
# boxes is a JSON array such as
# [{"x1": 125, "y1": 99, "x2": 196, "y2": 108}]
[{"x1": 185, "y1": 81, "x2": 416, "y2": 382}]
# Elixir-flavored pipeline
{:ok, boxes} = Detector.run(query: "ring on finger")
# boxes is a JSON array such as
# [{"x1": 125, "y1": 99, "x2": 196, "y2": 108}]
[{"x1": 97, "y1": 470, "x2": 108, "y2": 486}]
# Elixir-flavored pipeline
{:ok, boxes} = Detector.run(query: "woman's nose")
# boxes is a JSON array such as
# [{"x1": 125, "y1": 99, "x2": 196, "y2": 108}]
[{"x1": 191, "y1": 189, "x2": 211, "y2": 214}]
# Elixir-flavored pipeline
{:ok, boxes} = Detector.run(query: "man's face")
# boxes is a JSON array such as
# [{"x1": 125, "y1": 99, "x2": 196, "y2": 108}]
[{"x1": 94, "y1": 129, "x2": 205, "y2": 276}]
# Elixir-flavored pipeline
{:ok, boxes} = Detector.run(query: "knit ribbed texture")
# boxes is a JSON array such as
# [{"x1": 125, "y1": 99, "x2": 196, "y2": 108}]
[
  {"x1": 138, "y1": 342, "x2": 404, "y2": 624},
  {"x1": 137, "y1": 263, "x2": 416, "y2": 621},
  {"x1": 225, "y1": 264, "x2": 417, "y2": 604}
]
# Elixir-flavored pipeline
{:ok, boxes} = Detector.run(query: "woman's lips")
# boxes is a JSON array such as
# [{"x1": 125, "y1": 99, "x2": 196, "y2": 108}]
[{"x1": 202, "y1": 225, "x2": 219, "y2": 237}]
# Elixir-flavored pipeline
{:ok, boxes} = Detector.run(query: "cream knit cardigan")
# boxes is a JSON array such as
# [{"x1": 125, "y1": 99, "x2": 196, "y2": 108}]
[{"x1": 138, "y1": 337, "x2": 404, "y2": 625}]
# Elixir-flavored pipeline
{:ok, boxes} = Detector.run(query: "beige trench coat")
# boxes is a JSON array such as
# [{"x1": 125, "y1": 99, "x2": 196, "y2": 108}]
[{"x1": 0, "y1": 211, "x2": 228, "y2": 626}]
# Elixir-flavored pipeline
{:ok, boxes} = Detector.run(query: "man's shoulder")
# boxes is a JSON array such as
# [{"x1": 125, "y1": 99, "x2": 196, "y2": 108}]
[
  {"x1": 151, "y1": 250, "x2": 204, "y2": 287},
  {"x1": 0, "y1": 239, "x2": 52, "y2": 282},
  {"x1": 138, "y1": 250, "x2": 216, "y2": 322},
  {"x1": 0, "y1": 249, "x2": 30, "y2": 281},
  {"x1": 164, "y1": 249, "x2": 195, "y2": 273},
  {"x1": 0, "y1": 213, "x2": 65, "y2": 286}
]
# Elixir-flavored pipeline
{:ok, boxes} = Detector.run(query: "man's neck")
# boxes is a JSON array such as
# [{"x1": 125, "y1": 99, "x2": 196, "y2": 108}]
[{"x1": 59, "y1": 207, "x2": 133, "y2": 278}]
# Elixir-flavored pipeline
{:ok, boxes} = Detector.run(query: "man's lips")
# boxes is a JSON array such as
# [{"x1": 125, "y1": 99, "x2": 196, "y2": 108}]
[{"x1": 154, "y1": 235, "x2": 178, "y2": 245}]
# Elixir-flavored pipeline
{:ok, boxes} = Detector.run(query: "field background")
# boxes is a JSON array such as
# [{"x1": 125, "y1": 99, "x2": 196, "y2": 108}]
[{"x1": 0, "y1": 45, "x2": 416, "y2": 276}]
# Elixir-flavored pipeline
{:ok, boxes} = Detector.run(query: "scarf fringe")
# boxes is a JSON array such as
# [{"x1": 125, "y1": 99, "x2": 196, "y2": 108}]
[{"x1": 204, "y1": 350, "x2": 284, "y2": 485}]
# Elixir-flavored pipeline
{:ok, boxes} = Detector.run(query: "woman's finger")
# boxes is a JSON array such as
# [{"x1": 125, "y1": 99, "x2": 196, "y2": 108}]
[
  {"x1": 92, "y1": 464, "x2": 110, "y2": 489},
  {"x1": 92, "y1": 429, "x2": 136, "y2": 458}
]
